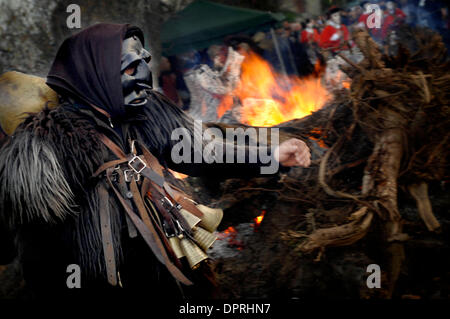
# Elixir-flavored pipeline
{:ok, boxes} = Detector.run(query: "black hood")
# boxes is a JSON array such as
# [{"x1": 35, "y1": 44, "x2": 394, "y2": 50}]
[{"x1": 46, "y1": 23, "x2": 144, "y2": 119}]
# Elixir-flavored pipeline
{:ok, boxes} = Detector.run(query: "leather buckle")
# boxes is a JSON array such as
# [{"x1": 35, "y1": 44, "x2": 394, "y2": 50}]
[{"x1": 128, "y1": 155, "x2": 146, "y2": 174}]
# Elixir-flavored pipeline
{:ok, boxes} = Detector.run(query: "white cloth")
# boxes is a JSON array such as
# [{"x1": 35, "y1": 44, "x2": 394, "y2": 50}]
[
  {"x1": 330, "y1": 33, "x2": 340, "y2": 41},
  {"x1": 184, "y1": 47, "x2": 244, "y2": 122},
  {"x1": 323, "y1": 48, "x2": 364, "y2": 91}
]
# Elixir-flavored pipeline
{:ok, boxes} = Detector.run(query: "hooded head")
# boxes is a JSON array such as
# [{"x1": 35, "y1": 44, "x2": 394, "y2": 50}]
[
  {"x1": 386, "y1": 1, "x2": 396, "y2": 14},
  {"x1": 327, "y1": 6, "x2": 342, "y2": 25},
  {"x1": 46, "y1": 23, "x2": 151, "y2": 120}
]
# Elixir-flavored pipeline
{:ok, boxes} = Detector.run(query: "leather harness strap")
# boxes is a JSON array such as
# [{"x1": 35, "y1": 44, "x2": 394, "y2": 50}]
[
  {"x1": 105, "y1": 169, "x2": 193, "y2": 286},
  {"x1": 97, "y1": 134, "x2": 165, "y2": 187},
  {"x1": 129, "y1": 179, "x2": 183, "y2": 269},
  {"x1": 98, "y1": 177, "x2": 117, "y2": 286},
  {"x1": 117, "y1": 172, "x2": 138, "y2": 238},
  {"x1": 99, "y1": 134, "x2": 204, "y2": 218},
  {"x1": 164, "y1": 183, "x2": 204, "y2": 218},
  {"x1": 133, "y1": 140, "x2": 204, "y2": 218},
  {"x1": 95, "y1": 133, "x2": 193, "y2": 286},
  {"x1": 92, "y1": 158, "x2": 129, "y2": 178}
]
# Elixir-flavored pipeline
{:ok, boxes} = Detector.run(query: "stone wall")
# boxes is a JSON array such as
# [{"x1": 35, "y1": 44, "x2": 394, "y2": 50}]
[{"x1": 0, "y1": 0, "x2": 170, "y2": 83}]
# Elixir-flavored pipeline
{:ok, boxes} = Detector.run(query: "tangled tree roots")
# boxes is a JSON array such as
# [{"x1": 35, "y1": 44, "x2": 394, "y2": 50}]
[
  {"x1": 281, "y1": 27, "x2": 449, "y2": 252},
  {"x1": 188, "y1": 26, "x2": 449, "y2": 298}
]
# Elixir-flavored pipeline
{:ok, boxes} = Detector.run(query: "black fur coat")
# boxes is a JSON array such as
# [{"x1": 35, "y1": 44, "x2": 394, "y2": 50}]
[{"x1": 0, "y1": 90, "x2": 272, "y2": 299}]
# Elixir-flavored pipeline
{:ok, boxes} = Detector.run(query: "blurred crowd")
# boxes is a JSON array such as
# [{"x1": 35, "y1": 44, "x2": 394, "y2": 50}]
[{"x1": 158, "y1": 0, "x2": 450, "y2": 122}]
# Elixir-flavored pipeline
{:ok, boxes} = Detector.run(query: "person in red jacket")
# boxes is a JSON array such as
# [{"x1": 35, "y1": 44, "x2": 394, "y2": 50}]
[
  {"x1": 357, "y1": 1, "x2": 382, "y2": 39},
  {"x1": 381, "y1": 0, "x2": 406, "y2": 39},
  {"x1": 357, "y1": 1, "x2": 371, "y2": 28},
  {"x1": 300, "y1": 19, "x2": 320, "y2": 44},
  {"x1": 319, "y1": 7, "x2": 350, "y2": 53}
]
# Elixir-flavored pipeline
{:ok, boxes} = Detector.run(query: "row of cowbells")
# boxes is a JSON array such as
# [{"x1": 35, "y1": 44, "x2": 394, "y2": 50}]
[{"x1": 169, "y1": 204, "x2": 223, "y2": 269}]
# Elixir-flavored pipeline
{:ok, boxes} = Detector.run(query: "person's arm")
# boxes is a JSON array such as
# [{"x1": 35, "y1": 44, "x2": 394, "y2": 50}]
[
  {"x1": 163, "y1": 120, "x2": 310, "y2": 178},
  {"x1": 141, "y1": 91, "x2": 310, "y2": 178}
]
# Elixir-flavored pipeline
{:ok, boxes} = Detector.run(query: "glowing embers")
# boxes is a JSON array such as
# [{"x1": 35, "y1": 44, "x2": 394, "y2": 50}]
[
  {"x1": 218, "y1": 226, "x2": 244, "y2": 250},
  {"x1": 252, "y1": 209, "x2": 266, "y2": 230},
  {"x1": 212, "y1": 210, "x2": 267, "y2": 259}
]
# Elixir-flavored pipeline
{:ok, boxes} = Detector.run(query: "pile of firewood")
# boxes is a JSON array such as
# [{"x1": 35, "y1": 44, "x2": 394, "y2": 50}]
[
  {"x1": 283, "y1": 26, "x2": 449, "y2": 251},
  {"x1": 190, "y1": 26, "x2": 449, "y2": 298}
]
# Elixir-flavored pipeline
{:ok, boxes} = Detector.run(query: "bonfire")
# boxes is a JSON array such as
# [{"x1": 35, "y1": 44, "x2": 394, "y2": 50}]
[{"x1": 178, "y1": 26, "x2": 450, "y2": 299}]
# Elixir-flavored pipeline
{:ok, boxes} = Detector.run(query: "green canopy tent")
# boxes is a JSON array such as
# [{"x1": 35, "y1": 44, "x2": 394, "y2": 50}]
[{"x1": 161, "y1": 0, "x2": 284, "y2": 56}]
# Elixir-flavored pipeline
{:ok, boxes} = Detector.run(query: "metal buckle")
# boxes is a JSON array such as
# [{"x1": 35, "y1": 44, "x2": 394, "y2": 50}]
[
  {"x1": 163, "y1": 219, "x2": 183, "y2": 238},
  {"x1": 110, "y1": 165, "x2": 121, "y2": 182},
  {"x1": 128, "y1": 155, "x2": 147, "y2": 174},
  {"x1": 124, "y1": 169, "x2": 140, "y2": 183},
  {"x1": 124, "y1": 169, "x2": 133, "y2": 183},
  {"x1": 161, "y1": 196, "x2": 174, "y2": 209}
]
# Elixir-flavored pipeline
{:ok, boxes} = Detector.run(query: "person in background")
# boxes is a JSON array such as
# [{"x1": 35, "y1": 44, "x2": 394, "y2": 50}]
[
  {"x1": 381, "y1": 0, "x2": 407, "y2": 39},
  {"x1": 399, "y1": 0, "x2": 419, "y2": 25},
  {"x1": 340, "y1": 8, "x2": 351, "y2": 26},
  {"x1": 298, "y1": 19, "x2": 320, "y2": 74},
  {"x1": 176, "y1": 51, "x2": 203, "y2": 110},
  {"x1": 301, "y1": 19, "x2": 320, "y2": 44},
  {"x1": 158, "y1": 56, "x2": 183, "y2": 107},
  {"x1": 183, "y1": 44, "x2": 244, "y2": 122},
  {"x1": 223, "y1": 34, "x2": 264, "y2": 57},
  {"x1": 357, "y1": 1, "x2": 383, "y2": 40},
  {"x1": 348, "y1": 5, "x2": 363, "y2": 27},
  {"x1": 282, "y1": 20, "x2": 293, "y2": 37},
  {"x1": 252, "y1": 31, "x2": 279, "y2": 70},
  {"x1": 273, "y1": 21, "x2": 297, "y2": 75},
  {"x1": 358, "y1": 1, "x2": 373, "y2": 28},
  {"x1": 316, "y1": 16, "x2": 326, "y2": 33},
  {"x1": 290, "y1": 21, "x2": 303, "y2": 41},
  {"x1": 320, "y1": 7, "x2": 363, "y2": 91},
  {"x1": 319, "y1": 7, "x2": 351, "y2": 53}
]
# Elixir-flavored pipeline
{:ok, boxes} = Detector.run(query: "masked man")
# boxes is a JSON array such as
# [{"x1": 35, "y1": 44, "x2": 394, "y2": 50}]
[{"x1": 0, "y1": 24, "x2": 310, "y2": 299}]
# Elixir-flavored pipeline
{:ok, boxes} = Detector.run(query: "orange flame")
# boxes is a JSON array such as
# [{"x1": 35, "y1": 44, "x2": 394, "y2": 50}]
[
  {"x1": 218, "y1": 52, "x2": 331, "y2": 126},
  {"x1": 223, "y1": 226, "x2": 237, "y2": 234},
  {"x1": 309, "y1": 128, "x2": 329, "y2": 149},
  {"x1": 254, "y1": 210, "x2": 266, "y2": 227},
  {"x1": 218, "y1": 226, "x2": 243, "y2": 249}
]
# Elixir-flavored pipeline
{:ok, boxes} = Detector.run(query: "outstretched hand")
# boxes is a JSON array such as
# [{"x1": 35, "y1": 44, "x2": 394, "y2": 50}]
[{"x1": 274, "y1": 138, "x2": 311, "y2": 168}]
